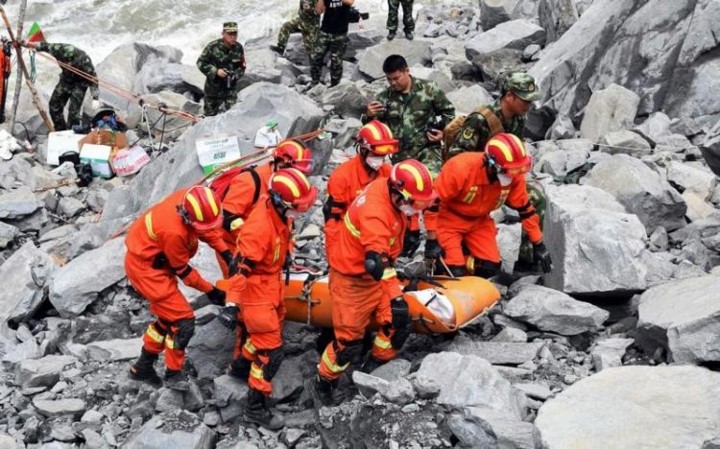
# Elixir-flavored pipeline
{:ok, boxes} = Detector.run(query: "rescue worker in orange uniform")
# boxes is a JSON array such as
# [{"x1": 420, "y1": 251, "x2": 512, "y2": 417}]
[
  {"x1": 216, "y1": 168, "x2": 318, "y2": 429},
  {"x1": 125, "y1": 186, "x2": 230, "y2": 390},
  {"x1": 323, "y1": 120, "x2": 397, "y2": 258},
  {"x1": 212, "y1": 139, "x2": 314, "y2": 277},
  {"x1": 430, "y1": 133, "x2": 552, "y2": 278},
  {"x1": 312, "y1": 159, "x2": 436, "y2": 406}
]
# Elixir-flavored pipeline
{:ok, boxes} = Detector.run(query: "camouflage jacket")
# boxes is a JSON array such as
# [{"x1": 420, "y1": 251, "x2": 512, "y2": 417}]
[
  {"x1": 362, "y1": 77, "x2": 455, "y2": 167},
  {"x1": 449, "y1": 99, "x2": 525, "y2": 156},
  {"x1": 36, "y1": 42, "x2": 98, "y2": 97},
  {"x1": 196, "y1": 39, "x2": 246, "y2": 92},
  {"x1": 299, "y1": 0, "x2": 320, "y2": 23}
]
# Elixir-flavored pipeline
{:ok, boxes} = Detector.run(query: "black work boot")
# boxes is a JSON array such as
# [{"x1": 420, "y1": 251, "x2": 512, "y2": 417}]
[
  {"x1": 309, "y1": 375, "x2": 344, "y2": 407},
  {"x1": 359, "y1": 356, "x2": 386, "y2": 374},
  {"x1": 164, "y1": 369, "x2": 190, "y2": 391},
  {"x1": 128, "y1": 349, "x2": 162, "y2": 386},
  {"x1": 228, "y1": 357, "x2": 251, "y2": 381},
  {"x1": 244, "y1": 389, "x2": 285, "y2": 430}
]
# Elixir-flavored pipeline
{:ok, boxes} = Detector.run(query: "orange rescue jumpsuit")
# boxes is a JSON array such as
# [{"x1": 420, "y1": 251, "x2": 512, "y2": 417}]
[
  {"x1": 324, "y1": 154, "x2": 391, "y2": 259},
  {"x1": 124, "y1": 189, "x2": 228, "y2": 371},
  {"x1": 225, "y1": 197, "x2": 291, "y2": 395},
  {"x1": 215, "y1": 163, "x2": 273, "y2": 277},
  {"x1": 319, "y1": 178, "x2": 407, "y2": 381},
  {"x1": 434, "y1": 152, "x2": 542, "y2": 273}
]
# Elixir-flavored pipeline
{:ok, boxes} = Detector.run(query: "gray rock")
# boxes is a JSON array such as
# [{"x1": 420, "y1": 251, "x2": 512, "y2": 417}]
[
  {"x1": 449, "y1": 338, "x2": 543, "y2": 365},
  {"x1": 447, "y1": 412, "x2": 498, "y2": 449},
  {"x1": 369, "y1": 358, "x2": 411, "y2": 382},
  {"x1": 543, "y1": 184, "x2": 649, "y2": 295},
  {"x1": 491, "y1": 327, "x2": 528, "y2": 343},
  {"x1": 465, "y1": 407, "x2": 540, "y2": 449},
  {"x1": 411, "y1": 374, "x2": 441, "y2": 399},
  {"x1": 416, "y1": 352, "x2": 526, "y2": 418},
  {"x1": 505, "y1": 285, "x2": 609, "y2": 335},
  {"x1": 33, "y1": 398, "x2": 86, "y2": 417},
  {"x1": 480, "y1": 0, "x2": 518, "y2": 30},
  {"x1": 122, "y1": 413, "x2": 215, "y2": 449},
  {"x1": 641, "y1": 251, "x2": 676, "y2": 287},
  {"x1": 213, "y1": 374, "x2": 249, "y2": 407},
  {"x1": 523, "y1": 44, "x2": 541, "y2": 61},
  {"x1": 352, "y1": 371, "x2": 390, "y2": 398},
  {"x1": 667, "y1": 161, "x2": 717, "y2": 201},
  {"x1": 384, "y1": 378, "x2": 416, "y2": 405},
  {"x1": 545, "y1": 114, "x2": 576, "y2": 140},
  {"x1": 357, "y1": 41, "x2": 432, "y2": 80},
  {"x1": 57, "y1": 197, "x2": 85, "y2": 218},
  {"x1": 0, "y1": 221, "x2": 18, "y2": 248},
  {"x1": 536, "y1": 144, "x2": 590, "y2": 178},
  {"x1": 497, "y1": 223, "x2": 521, "y2": 275},
  {"x1": 409, "y1": 66, "x2": 457, "y2": 95},
  {"x1": 320, "y1": 81, "x2": 370, "y2": 118},
  {"x1": 271, "y1": 355, "x2": 306, "y2": 402},
  {"x1": 597, "y1": 130, "x2": 652, "y2": 157},
  {"x1": 538, "y1": 0, "x2": 579, "y2": 43},
  {"x1": 703, "y1": 437, "x2": 720, "y2": 449},
  {"x1": 0, "y1": 187, "x2": 42, "y2": 219},
  {"x1": 0, "y1": 242, "x2": 55, "y2": 325},
  {"x1": 186, "y1": 319, "x2": 235, "y2": 380},
  {"x1": 86, "y1": 338, "x2": 142, "y2": 362},
  {"x1": 633, "y1": 111, "x2": 672, "y2": 145},
  {"x1": 655, "y1": 134, "x2": 693, "y2": 153},
  {"x1": 637, "y1": 274, "x2": 720, "y2": 364},
  {"x1": 466, "y1": 20, "x2": 546, "y2": 62},
  {"x1": 15, "y1": 355, "x2": 77, "y2": 389},
  {"x1": 515, "y1": 382, "x2": 552, "y2": 401},
  {"x1": 535, "y1": 365, "x2": 720, "y2": 449},
  {"x1": 583, "y1": 154, "x2": 687, "y2": 232},
  {"x1": 591, "y1": 337, "x2": 634, "y2": 371},
  {"x1": 579, "y1": 84, "x2": 639, "y2": 142},
  {"x1": 683, "y1": 190, "x2": 718, "y2": 222},
  {"x1": 49, "y1": 238, "x2": 127, "y2": 317},
  {"x1": 0, "y1": 434, "x2": 17, "y2": 448}
]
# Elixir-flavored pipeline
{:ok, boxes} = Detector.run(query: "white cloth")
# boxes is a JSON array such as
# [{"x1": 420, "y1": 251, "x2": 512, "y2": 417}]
[{"x1": 254, "y1": 126, "x2": 282, "y2": 149}]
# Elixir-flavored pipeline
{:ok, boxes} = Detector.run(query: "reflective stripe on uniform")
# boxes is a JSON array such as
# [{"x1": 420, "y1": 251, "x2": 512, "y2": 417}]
[
  {"x1": 381, "y1": 267, "x2": 397, "y2": 280},
  {"x1": 145, "y1": 324, "x2": 165, "y2": 343},
  {"x1": 165, "y1": 335, "x2": 175, "y2": 350},
  {"x1": 344, "y1": 213, "x2": 361, "y2": 238},
  {"x1": 250, "y1": 363, "x2": 264, "y2": 380},
  {"x1": 466, "y1": 256, "x2": 475, "y2": 273},
  {"x1": 321, "y1": 348, "x2": 350, "y2": 374},
  {"x1": 462, "y1": 186, "x2": 478, "y2": 204},
  {"x1": 243, "y1": 339, "x2": 257, "y2": 355},
  {"x1": 145, "y1": 212, "x2": 158, "y2": 241},
  {"x1": 373, "y1": 334, "x2": 392, "y2": 350}
]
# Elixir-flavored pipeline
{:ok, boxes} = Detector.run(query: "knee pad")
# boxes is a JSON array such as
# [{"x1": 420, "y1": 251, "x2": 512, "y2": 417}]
[
  {"x1": 260, "y1": 347, "x2": 285, "y2": 382},
  {"x1": 335, "y1": 339, "x2": 364, "y2": 367},
  {"x1": 473, "y1": 260, "x2": 501, "y2": 279},
  {"x1": 173, "y1": 318, "x2": 195, "y2": 350}
]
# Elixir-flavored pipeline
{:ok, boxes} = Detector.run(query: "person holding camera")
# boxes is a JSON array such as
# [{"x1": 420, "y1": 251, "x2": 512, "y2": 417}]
[
  {"x1": 310, "y1": 0, "x2": 355, "y2": 88},
  {"x1": 196, "y1": 22, "x2": 246, "y2": 116}
]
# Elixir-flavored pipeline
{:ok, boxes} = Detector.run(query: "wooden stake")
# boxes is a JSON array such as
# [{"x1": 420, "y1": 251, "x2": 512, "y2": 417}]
[{"x1": 0, "y1": 5, "x2": 54, "y2": 133}]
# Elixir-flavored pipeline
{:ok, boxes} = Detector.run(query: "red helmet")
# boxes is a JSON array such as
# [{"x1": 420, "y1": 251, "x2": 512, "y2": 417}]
[
  {"x1": 273, "y1": 139, "x2": 314, "y2": 174},
  {"x1": 485, "y1": 133, "x2": 532, "y2": 175},
  {"x1": 356, "y1": 120, "x2": 399, "y2": 156},
  {"x1": 389, "y1": 159, "x2": 436, "y2": 209},
  {"x1": 269, "y1": 168, "x2": 318, "y2": 212},
  {"x1": 181, "y1": 186, "x2": 223, "y2": 231}
]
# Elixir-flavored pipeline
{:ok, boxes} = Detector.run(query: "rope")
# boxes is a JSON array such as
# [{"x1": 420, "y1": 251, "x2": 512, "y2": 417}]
[{"x1": 28, "y1": 50, "x2": 36, "y2": 82}]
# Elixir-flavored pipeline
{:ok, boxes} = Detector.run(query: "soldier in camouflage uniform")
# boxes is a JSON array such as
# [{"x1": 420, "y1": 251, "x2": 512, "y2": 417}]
[
  {"x1": 386, "y1": 0, "x2": 414, "y2": 41},
  {"x1": 362, "y1": 55, "x2": 455, "y2": 175},
  {"x1": 26, "y1": 40, "x2": 99, "y2": 131},
  {"x1": 310, "y1": 0, "x2": 355, "y2": 87},
  {"x1": 448, "y1": 72, "x2": 541, "y2": 158},
  {"x1": 196, "y1": 22, "x2": 247, "y2": 117},
  {"x1": 272, "y1": 0, "x2": 319, "y2": 63}
]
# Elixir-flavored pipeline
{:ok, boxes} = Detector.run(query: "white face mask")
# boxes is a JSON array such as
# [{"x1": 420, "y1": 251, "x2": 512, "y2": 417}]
[
  {"x1": 399, "y1": 204, "x2": 419, "y2": 216},
  {"x1": 285, "y1": 209, "x2": 301, "y2": 219},
  {"x1": 497, "y1": 173, "x2": 513, "y2": 186},
  {"x1": 365, "y1": 155, "x2": 385, "y2": 171}
]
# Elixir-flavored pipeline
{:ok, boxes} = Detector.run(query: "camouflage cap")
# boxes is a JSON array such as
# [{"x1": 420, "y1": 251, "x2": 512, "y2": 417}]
[
  {"x1": 223, "y1": 22, "x2": 238, "y2": 32},
  {"x1": 503, "y1": 72, "x2": 542, "y2": 102}
]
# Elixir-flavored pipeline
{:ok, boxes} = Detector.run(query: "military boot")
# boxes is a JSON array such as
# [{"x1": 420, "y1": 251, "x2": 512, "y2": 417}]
[
  {"x1": 128, "y1": 349, "x2": 162, "y2": 386},
  {"x1": 164, "y1": 370, "x2": 190, "y2": 391},
  {"x1": 309, "y1": 375, "x2": 345, "y2": 407},
  {"x1": 387, "y1": 31, "x2": 396, "y2": 40},
  {"x1": 405, "y1": 31, "x2": 414, "y2": 40},
  {"x1": 244, "y1": 389, "x2": 285, "y2": 430},
  {"x1": 228, "y1": 357, "x2": 251, "y2": 381}
]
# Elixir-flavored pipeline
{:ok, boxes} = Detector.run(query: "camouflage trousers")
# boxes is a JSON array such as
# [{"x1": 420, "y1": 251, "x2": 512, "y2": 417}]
[
  {"x1": 517, "y1": 182, "x2": 546, "y2": 267},
  {"x1": 387, "y1": 0, "x2": 414, "y2": 33},
  {"x1": 203, "y1": 88, "x2": 240, "y2": 117},
  {"x1": 49, "y1": 80, "x2": 89, "y2": 131},
  {"x1": 310, "y1": 31, "x2": 347, "y2": 86},
  {"x1": 277, "y1": 15, "x2": 319, "y2": 59}
]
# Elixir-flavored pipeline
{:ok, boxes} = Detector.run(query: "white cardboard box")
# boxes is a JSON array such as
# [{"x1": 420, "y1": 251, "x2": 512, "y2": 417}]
[
  {"x1": 111, "y1": 146, "x2": 150, "y2": 177},
  {"x1": 80, "y1": 143, "x2": 113, "y2": 178},
  {"x1": 47, "y1": 130, "x2": 84, "y2": 166},
  {"x1": 196, "y1": 135, "x2": 241, "y2": 175}
]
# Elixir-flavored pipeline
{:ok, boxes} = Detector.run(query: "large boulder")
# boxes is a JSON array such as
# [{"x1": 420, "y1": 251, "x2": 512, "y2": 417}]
[
  {"x1": 122, "y1": 413, "x2": 215, "y2": 449},
  {"x1": 543, "y1": 184, "x2": 649, "y2": 295},
  {"x1": 531, "y1": 0, "x2": 720, "y2": 122},
  {"x1": 535, "y1": 365, "x2": 720, "y2": 449},
  {"x1": 101, "y1": 82, "x2": 323, "y2": 222},
  {"x1": 504, "y1": 285, "x2": 609, "y2": 335},
  {"x1": 0, "y1": 187, "x2": 42, "y2": 219},
  {"x1": 48, "y1": 238, "x2": 127, "y2": 317},
  {"x1": 479, "y1": 0, "x2": 518, "y2": 30},
  {"x1": 185, "y1": 316, "x2": 235, "y2": 380},
  {"x1": 465, "y1": 20, "x2": 546, "y2": 63},
  {"x1": 583, "y1": 154, "x2": 687, "y2": 232},
  {"x1": 637, "y1": 274, "x2": 720, "y2": 364},
  {"x1": 666, "y1": 161, "x2": 718, "y2": 201},
  {"x1": 579, "y1": 84, "x2": 639, "y2": 141},
  {"x1": 446, "y1": 84, "x2": 494, "y2": 115},
  {"x1": 0, "y1": 242, "x2": 55, "y2": 326},
  {"x1": 538, "y1": 0, "x2": 578, "y2": 43}
]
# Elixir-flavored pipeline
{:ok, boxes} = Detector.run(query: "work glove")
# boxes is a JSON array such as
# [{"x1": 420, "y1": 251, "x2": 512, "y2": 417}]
[
  {"x1": 91, "y1": 98, "x2": 100, "y2": 111},
  {"x1": 424, "y1": 239, "x2": 444, "y2": 261},
  {"x1": 218, "y1": 304, "x2": 239, "y2": 330},
  {"x1": 533, "y1": 241, "x2": 553, "y2": 274},
  {"x1": 220, "y1": 250, "x2": 238, "y2": 276},
  {"x1": 206, "y1": 287, "x2": 226, "y2": 306},
  {"x1": 400, "y1": 230, "x2": 421, "y2": 258}
]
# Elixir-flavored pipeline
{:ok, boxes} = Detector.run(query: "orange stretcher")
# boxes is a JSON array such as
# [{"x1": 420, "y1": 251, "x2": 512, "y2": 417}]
[{"x1": 282, "y1": 272, "x2": 501, "y2": 333}]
